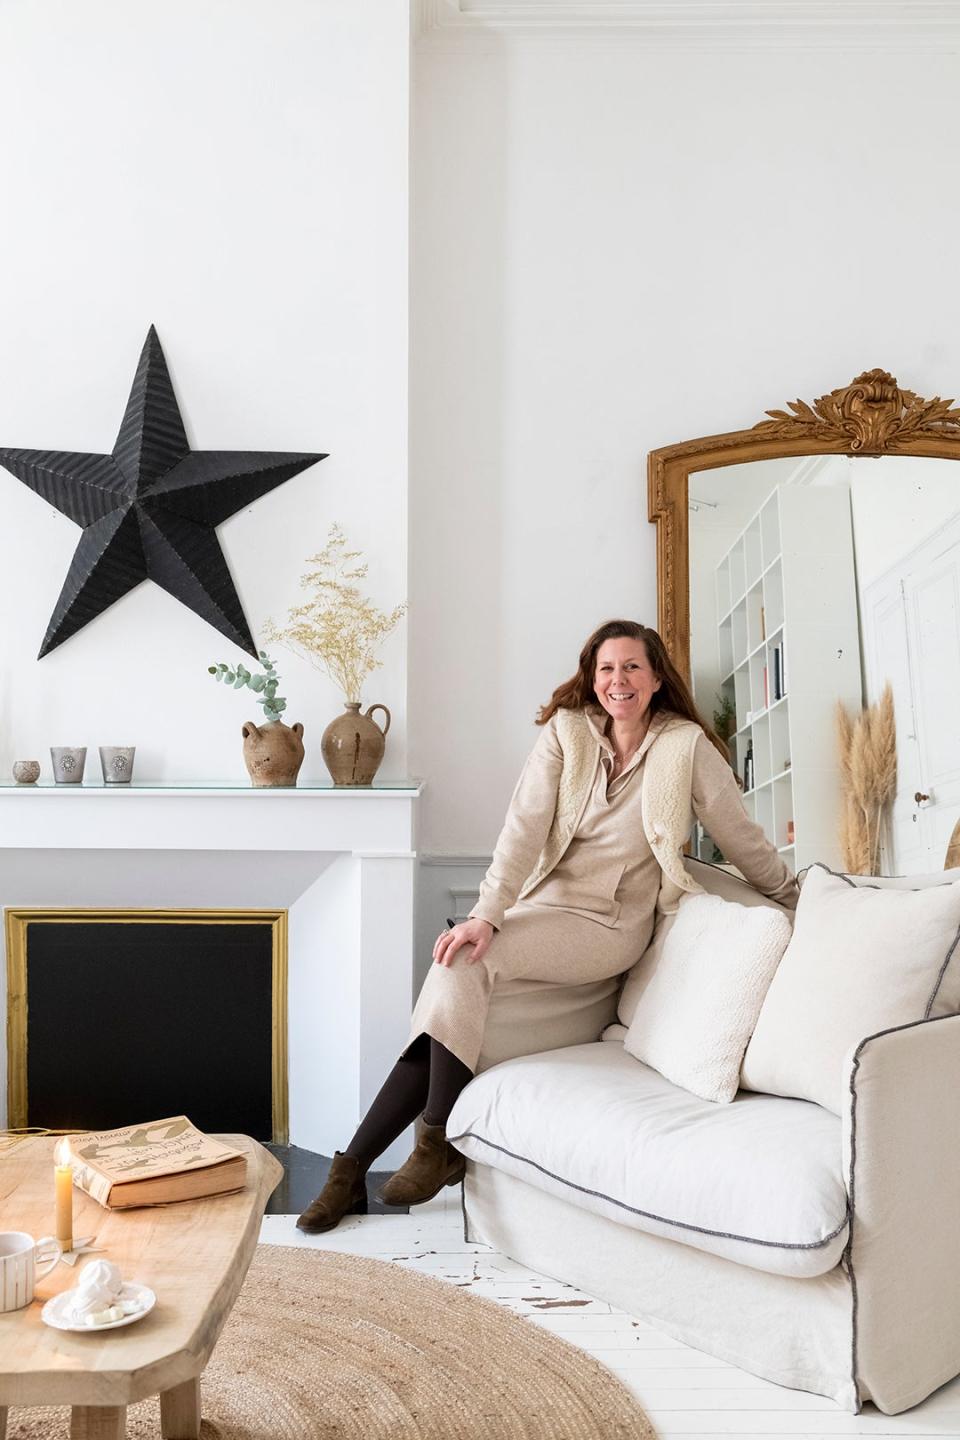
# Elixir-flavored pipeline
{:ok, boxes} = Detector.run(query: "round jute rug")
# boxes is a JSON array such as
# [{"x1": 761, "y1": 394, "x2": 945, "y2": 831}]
[{"x1": 10, "y1": 1244, "x2": 655, "y2": 1439}]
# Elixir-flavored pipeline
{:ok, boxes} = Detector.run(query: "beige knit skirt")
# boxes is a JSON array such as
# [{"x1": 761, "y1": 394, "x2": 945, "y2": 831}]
[{"x1": 409, "y1": 900, "x2": 647, "y2": 1072}]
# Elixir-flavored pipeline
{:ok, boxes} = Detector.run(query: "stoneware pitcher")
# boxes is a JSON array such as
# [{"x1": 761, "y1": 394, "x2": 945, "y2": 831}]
[
  {"x1": 241, "y1": 719, "x2": 305, "y2": 787},
  {"x1": 321, "y1": 703, "x2": 391, "y2": 786}
]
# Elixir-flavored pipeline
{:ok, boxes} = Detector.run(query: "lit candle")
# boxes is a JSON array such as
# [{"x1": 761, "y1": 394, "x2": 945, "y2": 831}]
[{"x1": 54, "y1": 1137, "x2": 73, "y2": 1252}]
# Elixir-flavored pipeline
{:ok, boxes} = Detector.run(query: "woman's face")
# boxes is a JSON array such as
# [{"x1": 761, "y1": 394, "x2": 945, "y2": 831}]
[{"x1": 593, "y1": 637, "x2": 662, "y2": 726}]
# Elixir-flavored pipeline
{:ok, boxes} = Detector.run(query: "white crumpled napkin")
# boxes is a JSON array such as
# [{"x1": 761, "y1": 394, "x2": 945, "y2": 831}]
[{"x1": 63, "y1": 1259, "x2": 143, "y2": 1327}]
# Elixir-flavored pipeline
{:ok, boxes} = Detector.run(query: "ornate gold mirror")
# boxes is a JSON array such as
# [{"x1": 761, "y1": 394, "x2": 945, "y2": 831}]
[{"x1": 648, "y1": 371, "x2": 960, "y2": 877}]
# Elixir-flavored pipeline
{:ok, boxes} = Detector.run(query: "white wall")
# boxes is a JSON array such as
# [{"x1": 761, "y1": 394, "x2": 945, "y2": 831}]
[
  {"x1": 850, "y1": 456, "x2": 960, "y2": 590},
  {"x1": 0, "y1": 0, "x2": 409, "y2": 782},
  {"x1": 410, "y1": 33, "x2": 960, "y2": 854}
]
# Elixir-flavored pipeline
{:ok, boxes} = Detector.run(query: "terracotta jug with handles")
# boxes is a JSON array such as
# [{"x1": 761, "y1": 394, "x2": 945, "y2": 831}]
[{"x1": 241, "y1": 719, "x2": 305, "y2": 787}]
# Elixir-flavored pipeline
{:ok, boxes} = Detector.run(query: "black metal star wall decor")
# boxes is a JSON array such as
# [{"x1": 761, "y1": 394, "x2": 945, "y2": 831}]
[{"x1": 0, "y1": 326, "x2": 326, "y2": 658}]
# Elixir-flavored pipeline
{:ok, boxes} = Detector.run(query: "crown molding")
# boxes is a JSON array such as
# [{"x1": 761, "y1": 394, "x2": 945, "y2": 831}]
[{"x1": 415, "y1": 0, "x2": 960, "y2": 49}]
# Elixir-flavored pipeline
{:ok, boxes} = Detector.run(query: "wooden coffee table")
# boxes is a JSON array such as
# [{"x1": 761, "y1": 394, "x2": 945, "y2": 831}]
[{"x1": 0, "y1": 1133, "x2": 282, "y2": 1439}]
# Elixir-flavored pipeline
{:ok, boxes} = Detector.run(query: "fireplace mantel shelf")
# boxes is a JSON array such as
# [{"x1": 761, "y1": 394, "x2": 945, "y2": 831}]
[
  {"x1": 0, "y1": 780, "x2": 422, "y2": 795},
  {"x1": 0, "y1": 779, "x2": 421, "y2": 852}
]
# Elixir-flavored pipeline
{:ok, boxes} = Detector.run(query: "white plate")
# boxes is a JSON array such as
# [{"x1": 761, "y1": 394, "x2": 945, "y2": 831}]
[{"x1": 41, "y1": 1281, "x2": 156, "y2": 1333}]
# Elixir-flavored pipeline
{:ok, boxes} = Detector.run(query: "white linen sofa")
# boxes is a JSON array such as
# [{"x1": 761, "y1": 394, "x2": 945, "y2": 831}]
[{"x1": 447, "y1": 858, "x2": 960, "y2": 1416}]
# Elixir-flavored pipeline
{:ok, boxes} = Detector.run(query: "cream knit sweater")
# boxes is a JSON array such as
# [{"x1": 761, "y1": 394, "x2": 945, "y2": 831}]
[
  {"x1": 518, "y1": 708, "x2": 704, "y2": 910},
  {"x1": 470, "y1": 707, "x2": 778, "y2": 931}
]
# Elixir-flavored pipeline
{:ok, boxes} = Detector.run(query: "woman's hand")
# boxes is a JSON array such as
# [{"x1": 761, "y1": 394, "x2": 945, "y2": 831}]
[{"x1": 433, "y1": 918, "x2": 495, "y2": 968}]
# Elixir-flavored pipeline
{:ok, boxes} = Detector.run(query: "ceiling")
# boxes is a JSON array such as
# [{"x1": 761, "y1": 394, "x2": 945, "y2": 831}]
[{"x1": 413, "y1": 0, "x2": 960, "y2": 48}]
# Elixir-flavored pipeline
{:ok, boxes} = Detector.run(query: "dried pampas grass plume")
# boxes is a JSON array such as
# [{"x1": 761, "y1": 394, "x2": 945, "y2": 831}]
[{"x1": 836, "y1": 684, "x2": 897, "y2": 875}]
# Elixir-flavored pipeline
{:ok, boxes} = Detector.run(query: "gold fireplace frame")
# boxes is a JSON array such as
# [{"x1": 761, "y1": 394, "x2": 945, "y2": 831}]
[{"x1": 5, "y1": 908, "x2": 289, "y2": 1143}]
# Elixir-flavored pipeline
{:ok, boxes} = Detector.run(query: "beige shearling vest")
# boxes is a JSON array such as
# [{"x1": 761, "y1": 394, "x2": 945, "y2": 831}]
[{"x1": 518, "y1": 708, "x2": 705, "y2": 912}]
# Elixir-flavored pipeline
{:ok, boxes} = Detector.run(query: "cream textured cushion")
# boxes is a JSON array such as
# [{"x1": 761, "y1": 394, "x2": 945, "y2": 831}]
[
  {"x1": 741, "y1": 864, "x2": 960, "y2": 1113},
  {"x1": 618, "y1": 858, "x2": 792, "y2": 1028},
  {"x1": 622, "y1": 891, "x2": 792, "y2": 1103}
]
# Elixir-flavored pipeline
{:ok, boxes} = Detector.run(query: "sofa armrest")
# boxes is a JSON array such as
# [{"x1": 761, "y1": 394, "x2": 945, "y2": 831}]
[{"x1": 842, "y1": 1013, "x2": 960, "y2": 1415}]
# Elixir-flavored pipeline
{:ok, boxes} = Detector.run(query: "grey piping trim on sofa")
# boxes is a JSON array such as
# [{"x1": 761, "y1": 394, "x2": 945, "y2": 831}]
[
  {"x1": 799, "y1": 861, "x2": 960, "y2": 1019},
  {"x1": 448, "y1": 1130, "x2": 850, "y2": 1251},
  {"x1": 927, "y1": 926, "x2": 960, "y2": 1018},
  {"x1": 797, "y1": 860, "x2": 959, "y2": 891},
  {"x1": 843, "y1": 1010, "x2": 960, "y2": 1417},
  {"x1": 844, "y1": 1032, "x2": 864, "y2": 1416}
]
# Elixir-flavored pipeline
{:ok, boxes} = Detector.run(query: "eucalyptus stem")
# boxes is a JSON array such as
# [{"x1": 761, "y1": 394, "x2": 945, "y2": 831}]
[{"x1": 207, "y1": 651, "x2": 287, "y2": 723}]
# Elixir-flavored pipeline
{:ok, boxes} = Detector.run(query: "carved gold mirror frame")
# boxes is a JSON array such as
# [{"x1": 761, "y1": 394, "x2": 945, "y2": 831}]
[{"x1": 648, "y1": 369, "x2": 960, "y2": 678}]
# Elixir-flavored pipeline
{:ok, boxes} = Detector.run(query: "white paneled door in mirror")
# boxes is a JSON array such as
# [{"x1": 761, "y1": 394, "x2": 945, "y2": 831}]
[{"x1": 688, "y1": 454, "x2": 960, "y2": 876}]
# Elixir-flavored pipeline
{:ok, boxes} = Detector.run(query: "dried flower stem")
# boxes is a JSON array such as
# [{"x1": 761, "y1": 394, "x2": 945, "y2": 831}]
[{"x1": 264, "y1": 524, "x2": 406, "y2": 705}]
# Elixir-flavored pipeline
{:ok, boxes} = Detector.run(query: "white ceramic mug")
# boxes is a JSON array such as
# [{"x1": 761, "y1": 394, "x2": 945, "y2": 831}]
[{"x1": 0, "y1": 1231, "x2": 62, "y2": 1312}]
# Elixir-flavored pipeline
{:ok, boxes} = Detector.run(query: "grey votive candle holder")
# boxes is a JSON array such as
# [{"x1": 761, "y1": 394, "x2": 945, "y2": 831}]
[
  {"x1": 99, "y1": 746, "x2": 136, "y2": 784},
  {"x1": 50, "y1": 747, "x2": 86, "y2": 784}
]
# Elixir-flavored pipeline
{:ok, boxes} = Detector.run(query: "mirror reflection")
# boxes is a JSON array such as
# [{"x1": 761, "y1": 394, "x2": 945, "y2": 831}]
[{"x1": 689, "y1": 456, "x2": 960, "y2": 877}]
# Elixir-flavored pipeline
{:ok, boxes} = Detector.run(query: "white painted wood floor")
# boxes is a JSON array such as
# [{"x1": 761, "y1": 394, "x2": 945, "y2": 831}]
[{"x1": 261, "y1": 1191, "x2": 960, "y2": 1439}]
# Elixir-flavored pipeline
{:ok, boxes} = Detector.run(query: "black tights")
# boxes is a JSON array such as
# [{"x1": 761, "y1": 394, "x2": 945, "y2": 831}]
[{"x1": 344, "y1": 1034, "x2": 472, "y2": 1174}]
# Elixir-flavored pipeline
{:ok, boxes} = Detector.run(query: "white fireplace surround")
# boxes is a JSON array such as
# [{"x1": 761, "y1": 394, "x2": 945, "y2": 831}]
[{"x1": 0, "y1": 783, "x2": 420, "y2": 1168}]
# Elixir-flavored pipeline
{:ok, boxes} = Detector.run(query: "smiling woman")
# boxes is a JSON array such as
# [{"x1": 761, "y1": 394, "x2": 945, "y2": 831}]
[
  {"x1": 538, "y1": 620, "x2": 731, "y2": 763},
  {"x1": 295, "y1": 617, "x2": 798, "y2": 1237},
  {"x1": 584, "y1": 638, "x2": 661, "y2": 780}
]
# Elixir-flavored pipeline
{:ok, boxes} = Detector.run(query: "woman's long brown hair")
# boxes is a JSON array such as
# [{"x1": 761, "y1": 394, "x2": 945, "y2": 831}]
[{"x1": 538, "y1": 619, "x2": 730, "y2": 764}]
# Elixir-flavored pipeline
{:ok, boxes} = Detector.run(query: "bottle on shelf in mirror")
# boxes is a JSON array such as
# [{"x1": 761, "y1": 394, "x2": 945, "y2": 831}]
[{"x1": 743, "y1": 739, "x2": 754, "y2": 793}]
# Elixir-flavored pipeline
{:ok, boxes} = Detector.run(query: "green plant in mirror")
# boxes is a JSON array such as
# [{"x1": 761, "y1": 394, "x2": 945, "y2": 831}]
[
  {"x1": 208, "y1": 651, "x2": 287, "y2": 723},
  {"x1": 713, "y1": 692, "x2": 735, "y2": 743}
]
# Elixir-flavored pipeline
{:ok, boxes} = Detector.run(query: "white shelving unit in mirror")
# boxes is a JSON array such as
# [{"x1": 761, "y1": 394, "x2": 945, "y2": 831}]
[{"x1": 700, "y1": 482, "x2": 862, "y2": 875}]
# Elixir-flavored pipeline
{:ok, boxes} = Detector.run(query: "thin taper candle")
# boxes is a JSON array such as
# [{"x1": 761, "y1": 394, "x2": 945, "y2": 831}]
[{"x1": 54, "y1": 1137, "x2": 73, "y2": 1251}]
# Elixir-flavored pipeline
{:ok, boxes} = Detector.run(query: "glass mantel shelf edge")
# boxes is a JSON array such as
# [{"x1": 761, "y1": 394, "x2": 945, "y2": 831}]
[{"x1": 0, "y1": 779, "x2": 423, "y2": 796}]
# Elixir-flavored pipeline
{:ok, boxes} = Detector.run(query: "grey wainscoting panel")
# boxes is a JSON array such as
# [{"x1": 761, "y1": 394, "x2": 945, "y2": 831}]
[{"x1": 414, "y1": 855, "x2": 490, "y2": 995}]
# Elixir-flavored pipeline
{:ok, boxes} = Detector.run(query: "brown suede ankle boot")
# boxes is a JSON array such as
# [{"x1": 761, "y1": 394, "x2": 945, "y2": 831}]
[
  {"x1": 377, "y1": 1122, "x2": 466, "y2": 1207},
  {"x1": 296, "y1": 1152, "x2": 368, "y2": 1234}
]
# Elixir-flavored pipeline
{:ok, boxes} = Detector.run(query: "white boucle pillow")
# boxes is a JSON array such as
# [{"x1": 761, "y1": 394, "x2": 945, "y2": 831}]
[
  {"x1": 618, "y1": 860, "x2": 792, "y2": 1029},
  {"x1": 623, "y1": 892, "x2": 792, "y2": 1104},
  {"x1": 740, "y1": 864, "x2": 960, "y2": 1114}
]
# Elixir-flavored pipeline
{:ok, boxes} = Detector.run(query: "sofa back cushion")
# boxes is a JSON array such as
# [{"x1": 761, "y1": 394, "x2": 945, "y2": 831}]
[
  {"x1": 740, "y1": 863, "x2": 960, "y2": 1114},
  {"x1": 618, "y1": 857, "x2": 792, "y2": 1029},
  {"x1": 623, "y1": 892, "x2": 792, "y2": 1103}
]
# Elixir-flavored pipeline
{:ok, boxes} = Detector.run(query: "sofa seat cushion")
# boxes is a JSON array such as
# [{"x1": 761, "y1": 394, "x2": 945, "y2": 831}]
[{"x1": 448, "y1": 1040, "x2": 848, "y2": 1279}]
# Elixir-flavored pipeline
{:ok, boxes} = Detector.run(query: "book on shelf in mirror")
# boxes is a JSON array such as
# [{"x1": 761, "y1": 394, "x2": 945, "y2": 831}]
[{"x1": 68, "y1": 1115, "x2": 247, "y2": 1209}]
